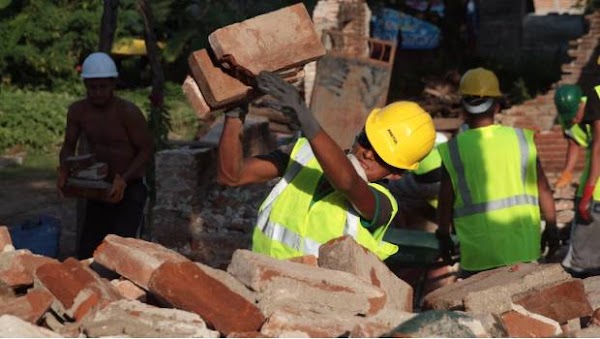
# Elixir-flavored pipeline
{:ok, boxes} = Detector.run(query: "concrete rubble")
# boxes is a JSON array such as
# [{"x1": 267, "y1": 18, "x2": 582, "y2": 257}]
[{"x1": 1, "y1": 225, "x2": 600, "y2": 338}]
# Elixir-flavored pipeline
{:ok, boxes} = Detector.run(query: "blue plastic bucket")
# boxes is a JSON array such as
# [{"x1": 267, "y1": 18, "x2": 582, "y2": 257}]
[{"x1": 9, "y1": 215, "x2": 61, "y2": 258}]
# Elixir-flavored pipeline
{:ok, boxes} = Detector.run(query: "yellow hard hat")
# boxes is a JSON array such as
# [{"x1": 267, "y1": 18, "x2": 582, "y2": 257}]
[
  {"x1": 365, "y1": 101, "x2": 436, "y2": 170},
  {"x1": 459, "y1": 67, "x2": 502, "y2": 97}
]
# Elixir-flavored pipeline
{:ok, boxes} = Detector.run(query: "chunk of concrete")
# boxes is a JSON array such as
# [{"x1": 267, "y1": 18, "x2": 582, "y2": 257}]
[
  {"x1": 0, "y1": 314, "x2": 60, "y2": 337},
  {"x1": 227, "y1": 249, "x2": 386, "y2": 317},
  {"x1": 423, "y1": 263, "x2": 571, "y2": 314},
  {"x1": 318, "y1": 236, "x2": 413, "y2": 312},
  {"x1": 81, "y1": 300, "x2": 219, "y2": 338}
]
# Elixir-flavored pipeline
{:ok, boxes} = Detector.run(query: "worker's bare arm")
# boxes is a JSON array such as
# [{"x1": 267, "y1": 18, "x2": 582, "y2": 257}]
[
  {"x1": 536, "y1": 159, "x2": 557, "y2": 225},
  {"x1": 217, "y1": 116, "x2": 280, "y2": 186},
  {"x1": 309, "y1": 131, "x2": 377, "y2": 219},
  {"x1": 585, "y1": 120, "x2": 600, "y2": 188},
  {"x1": 121, "y1": 103, "x2": 154, "y2": 182},
  {"x1": 59, "y1": 105, "x2": 82, "y2": 165}
]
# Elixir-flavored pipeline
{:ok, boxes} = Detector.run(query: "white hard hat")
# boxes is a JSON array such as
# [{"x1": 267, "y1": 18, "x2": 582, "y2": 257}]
[{"x1": 81, "y1": 52, "x2": 118, "y2": 79}]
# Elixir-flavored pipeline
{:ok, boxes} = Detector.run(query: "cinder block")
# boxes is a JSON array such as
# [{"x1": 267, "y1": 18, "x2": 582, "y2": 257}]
[
  {"x1": 227, "y1": 249, "x2": 386, "y2": 317},
  {"x1": 182, "y1": 75, "x2": 212, "y2": 119},
  {"x1": 318, "y1": 236, "x2": 413, "y2": 312},
  {"x1": 93, "y1": 235, "x2": 188, "y2": 290},
  {"x1": 188, "y1": 49, "x2": 251, "y2": 108},
  {"x1": 208, "y1": 3, "x2": 325, "y2": 75},
  {"x1": 148, "y1": 261, "x2": 265, "y2": 335}
]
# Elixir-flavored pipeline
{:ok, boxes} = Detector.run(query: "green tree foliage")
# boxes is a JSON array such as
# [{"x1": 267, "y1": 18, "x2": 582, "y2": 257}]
[{"x1": 0, "y1": 1, "x2": 102, "y2": 88}]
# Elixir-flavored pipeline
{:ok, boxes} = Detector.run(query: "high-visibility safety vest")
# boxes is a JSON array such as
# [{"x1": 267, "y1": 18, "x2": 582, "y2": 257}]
[
  {"x1": 565, "y1": 123, "x2": 592, "y2": 148},
  {"x1": 252, "y1": 138, "x2": 399, "y2": 260},
  {"x1": 438, "y1": 125, "x2": 541, "y2": 271},
  {"x1": 576, "y1": 87, "x2": 600, "y2": 200},
  {"x1": 413, "y1": 147, "x2": 442, "y2": 207}
]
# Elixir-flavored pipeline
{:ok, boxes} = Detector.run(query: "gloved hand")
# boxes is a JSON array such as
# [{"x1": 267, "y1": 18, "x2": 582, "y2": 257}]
[
  {"x1": 541, "y1": 223, "x2": 560, "y2": 259},
  {"x1": 224, "y1": 103, "x2": 249, "y2": 122},
  {"x1": 435, "y1": 229, "x2": 456, "y2": 264},
  {"x1": 107, "y1": 174, "x2": 127, "y2": 204},
  {"x1": 56, "y1": 166, "x2": 69, "y2": 197},
  {"x1": 255, "y1": 71, "x2": 321, "y2": 139},
  {"x1": 555, "y1": 171, "x2": 573, "y2": 188},
  {"x1": 578, "y1": 185, "x2": 595, "y2": 224}
]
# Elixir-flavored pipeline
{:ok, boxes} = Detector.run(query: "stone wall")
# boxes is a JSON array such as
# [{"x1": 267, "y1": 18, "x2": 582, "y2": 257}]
[{"x1": 151, "y1": 116, "x2": 277, "y2": 268}]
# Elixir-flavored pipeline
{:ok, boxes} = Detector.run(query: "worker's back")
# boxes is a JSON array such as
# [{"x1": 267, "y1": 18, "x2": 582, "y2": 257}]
[{"x1": 438, "y1": 124, "x2": 541, "y2": 271}]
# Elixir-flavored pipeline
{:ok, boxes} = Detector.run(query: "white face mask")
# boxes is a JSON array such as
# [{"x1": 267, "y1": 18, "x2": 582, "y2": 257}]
[{"x1": 347, "y1": 154, "x2": 367, "y2": 181}]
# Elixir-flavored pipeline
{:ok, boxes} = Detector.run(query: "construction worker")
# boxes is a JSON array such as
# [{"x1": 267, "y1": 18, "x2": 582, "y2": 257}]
[
  {"x1": 562, "y1": 81, "x2": 600, "y2": 278},
  {"x1": 554, "y1": 84, "x2": 588, "y2": 189},
  {"x1": 217, "y1": 71, "x2": 436, "y2": 260},
  {"x1": 436, "y1": 67, "x2": 559, "y2": 278},
  {"x1": 386, "y1": 132, "x2": 448, "y2": 229},
  {"x1": 57, "y1": 52, "x2": 154, "y2": 259}
]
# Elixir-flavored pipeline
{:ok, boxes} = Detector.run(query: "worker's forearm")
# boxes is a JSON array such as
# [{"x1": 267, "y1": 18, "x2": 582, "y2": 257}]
[
  {"x1": 217, "y1": 117, "x2": 245, "y2": 185},
  {"x1": 309, "y1": 131, "x2": 362, "y2": 193},
  {"x1": 564, "y1": 139, "x2": 580, "y2": 173},
  {"x1": 122, "y1": 148, "x2": 153, "y2": 182},
  {"x1": 59, "y1": 145, "x2": 75, "y2": 166},
  {"x1": 537, "y1": 162, "x2": 557, "y2": 224},
  {"x1": 586, "y1": 129, "x2": 600, "y2": 188}
]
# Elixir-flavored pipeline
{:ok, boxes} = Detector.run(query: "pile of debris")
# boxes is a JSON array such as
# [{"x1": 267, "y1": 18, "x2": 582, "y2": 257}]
[{"x1": 2, "y1": 224, "x2": 600, "y2": 338}]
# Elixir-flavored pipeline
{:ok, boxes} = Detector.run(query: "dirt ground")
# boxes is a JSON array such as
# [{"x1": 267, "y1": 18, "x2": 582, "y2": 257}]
[{"x1": 0, "y1": 175, "x2": 78, "y2": 258}]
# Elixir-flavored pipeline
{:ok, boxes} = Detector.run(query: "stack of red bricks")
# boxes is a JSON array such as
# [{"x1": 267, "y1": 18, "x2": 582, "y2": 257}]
[
  {"x1": 5, "y1": 223, "x2": 600, "y2": 337},
  {"x1": 182, "y1": 3, "x2": 326, "y2": 121}
]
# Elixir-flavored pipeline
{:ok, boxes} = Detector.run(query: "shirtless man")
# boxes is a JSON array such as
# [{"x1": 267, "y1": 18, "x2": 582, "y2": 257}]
[{"x1": 57, "y1": 52, "x2": 153, "y2": 259}]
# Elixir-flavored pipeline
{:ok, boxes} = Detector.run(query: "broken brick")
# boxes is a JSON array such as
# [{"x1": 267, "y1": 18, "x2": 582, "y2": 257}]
[
  {"x1": 148, "y1": 260, "x2": 265, "y2": 335},
  {"x1": 93, "y1": 235, "x2": 188, "y2": 290},
  {"x1": 0, "y1": 289, "x2": 54, "y2": 324},
  {"x1": 208, "y1": 3, "x2": 325, "y2": 75},
  {"x1": 0, "y1": 250, "x2": 57, "y2": 288},
  {"x1": 0, "y1": 226, "x2": 14, "y2": 252},
  {"x1": 182, "y1": 75, "x2": 212, "y2": 119},
  {"x1": 513, "y1": 279, "x2": 593, "y2": 323}
]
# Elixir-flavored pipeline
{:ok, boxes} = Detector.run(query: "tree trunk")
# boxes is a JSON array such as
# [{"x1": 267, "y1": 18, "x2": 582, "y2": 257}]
[
  {"x1": 99, "y1": 0, "x2": 119, "y2": 53},
  {"x1": 137, "y1": 0, "x2": 165, "y2": 106}
]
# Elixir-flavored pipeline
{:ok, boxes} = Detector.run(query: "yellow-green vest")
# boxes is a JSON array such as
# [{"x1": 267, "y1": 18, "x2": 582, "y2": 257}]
[
  {"x1": 438, "y1": 125, "x2": 541, "y2": 271},
  {"x1": 576, "y1": 88, "x2": 600, "y2": 200},
  {"x1": 413, "y1": 147, "x2": 442, "y2": 207},
  {"x1": 252, "y1": 138, "x2": 399, "y2": 260}
]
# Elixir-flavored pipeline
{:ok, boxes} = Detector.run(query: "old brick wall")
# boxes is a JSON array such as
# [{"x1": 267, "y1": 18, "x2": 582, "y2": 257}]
[{"x1": 533, "y1": 0, "x2": 584, "y2": 15}]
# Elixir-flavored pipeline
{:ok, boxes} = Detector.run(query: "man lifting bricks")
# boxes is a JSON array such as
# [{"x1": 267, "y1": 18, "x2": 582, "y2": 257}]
[{"x1": 217, "y1": 71, "x2": 436, "y2": 260}]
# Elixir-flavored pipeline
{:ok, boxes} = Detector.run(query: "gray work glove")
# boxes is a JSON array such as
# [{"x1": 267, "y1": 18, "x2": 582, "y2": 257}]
[
  {"x1": 255, "y1": 71, "x2": 321, "y2": 139},
  {"x1": 224, "y1": 103, "x2": 249, "y2": 122}
]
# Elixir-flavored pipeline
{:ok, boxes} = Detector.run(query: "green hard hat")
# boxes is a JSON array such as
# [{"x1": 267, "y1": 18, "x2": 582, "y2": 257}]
[{"x1": 554, "y1": 84, "x2": 582, "y2": 127}]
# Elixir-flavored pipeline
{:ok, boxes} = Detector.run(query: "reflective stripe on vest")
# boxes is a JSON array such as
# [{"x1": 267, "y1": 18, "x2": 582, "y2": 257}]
[
  {"x1": 447, "y1": 128, "x2": 538, "y2": 218},
  {"x1": 565, "y1": 124, "x2": 592, "y2": 148},
  {"x1": 255, "y1": 140, "x2": 363, "y2": 256}
]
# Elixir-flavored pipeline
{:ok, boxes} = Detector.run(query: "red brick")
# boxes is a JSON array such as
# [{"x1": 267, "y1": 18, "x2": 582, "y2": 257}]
[
  {"x1": 34, "y1": 261, "x2": 98, "y2": 321},
  {"x1": 0, "y1": 226, "x2": 13, "y2": 252},
  {"x1": 513, "y1": 279, "x2": 593, "y2": 323},
  {"x1": 0, "y1": 289, "x2": 54, "y2": 324},
  {"x1": 227, "y1": 331, "x2": 271, "y2": 338},
  {"x1": 148, "y1": 261, "x2": 265, "y2": 335},
  {"x1": 188, "y1": 49, "x2": 251, "y2": 108},
  {"x1": 501, "y1": 310, "x2": 561, "y2": 337},
  {"x1": 260, "y1": 308, "x2": 358, "y2": 337},
  {"x1": 0, "y1": 250, "x2": 57, "y2": 288},
  {"x1": 110, "y1": 279, "x2": 146, "y2": 301},
  {"x1": 93, "y1": 235, "x2": 188, "y2": 290},
  {"x1": 181, "y1": 75, "x2": 212, "y2": 119},
  {"x1": 287, "y1": 255, "x2": 318, "y2": 267},
  {"x1": 208, "y1": 3, "x2": 325, "y2": 75}
]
